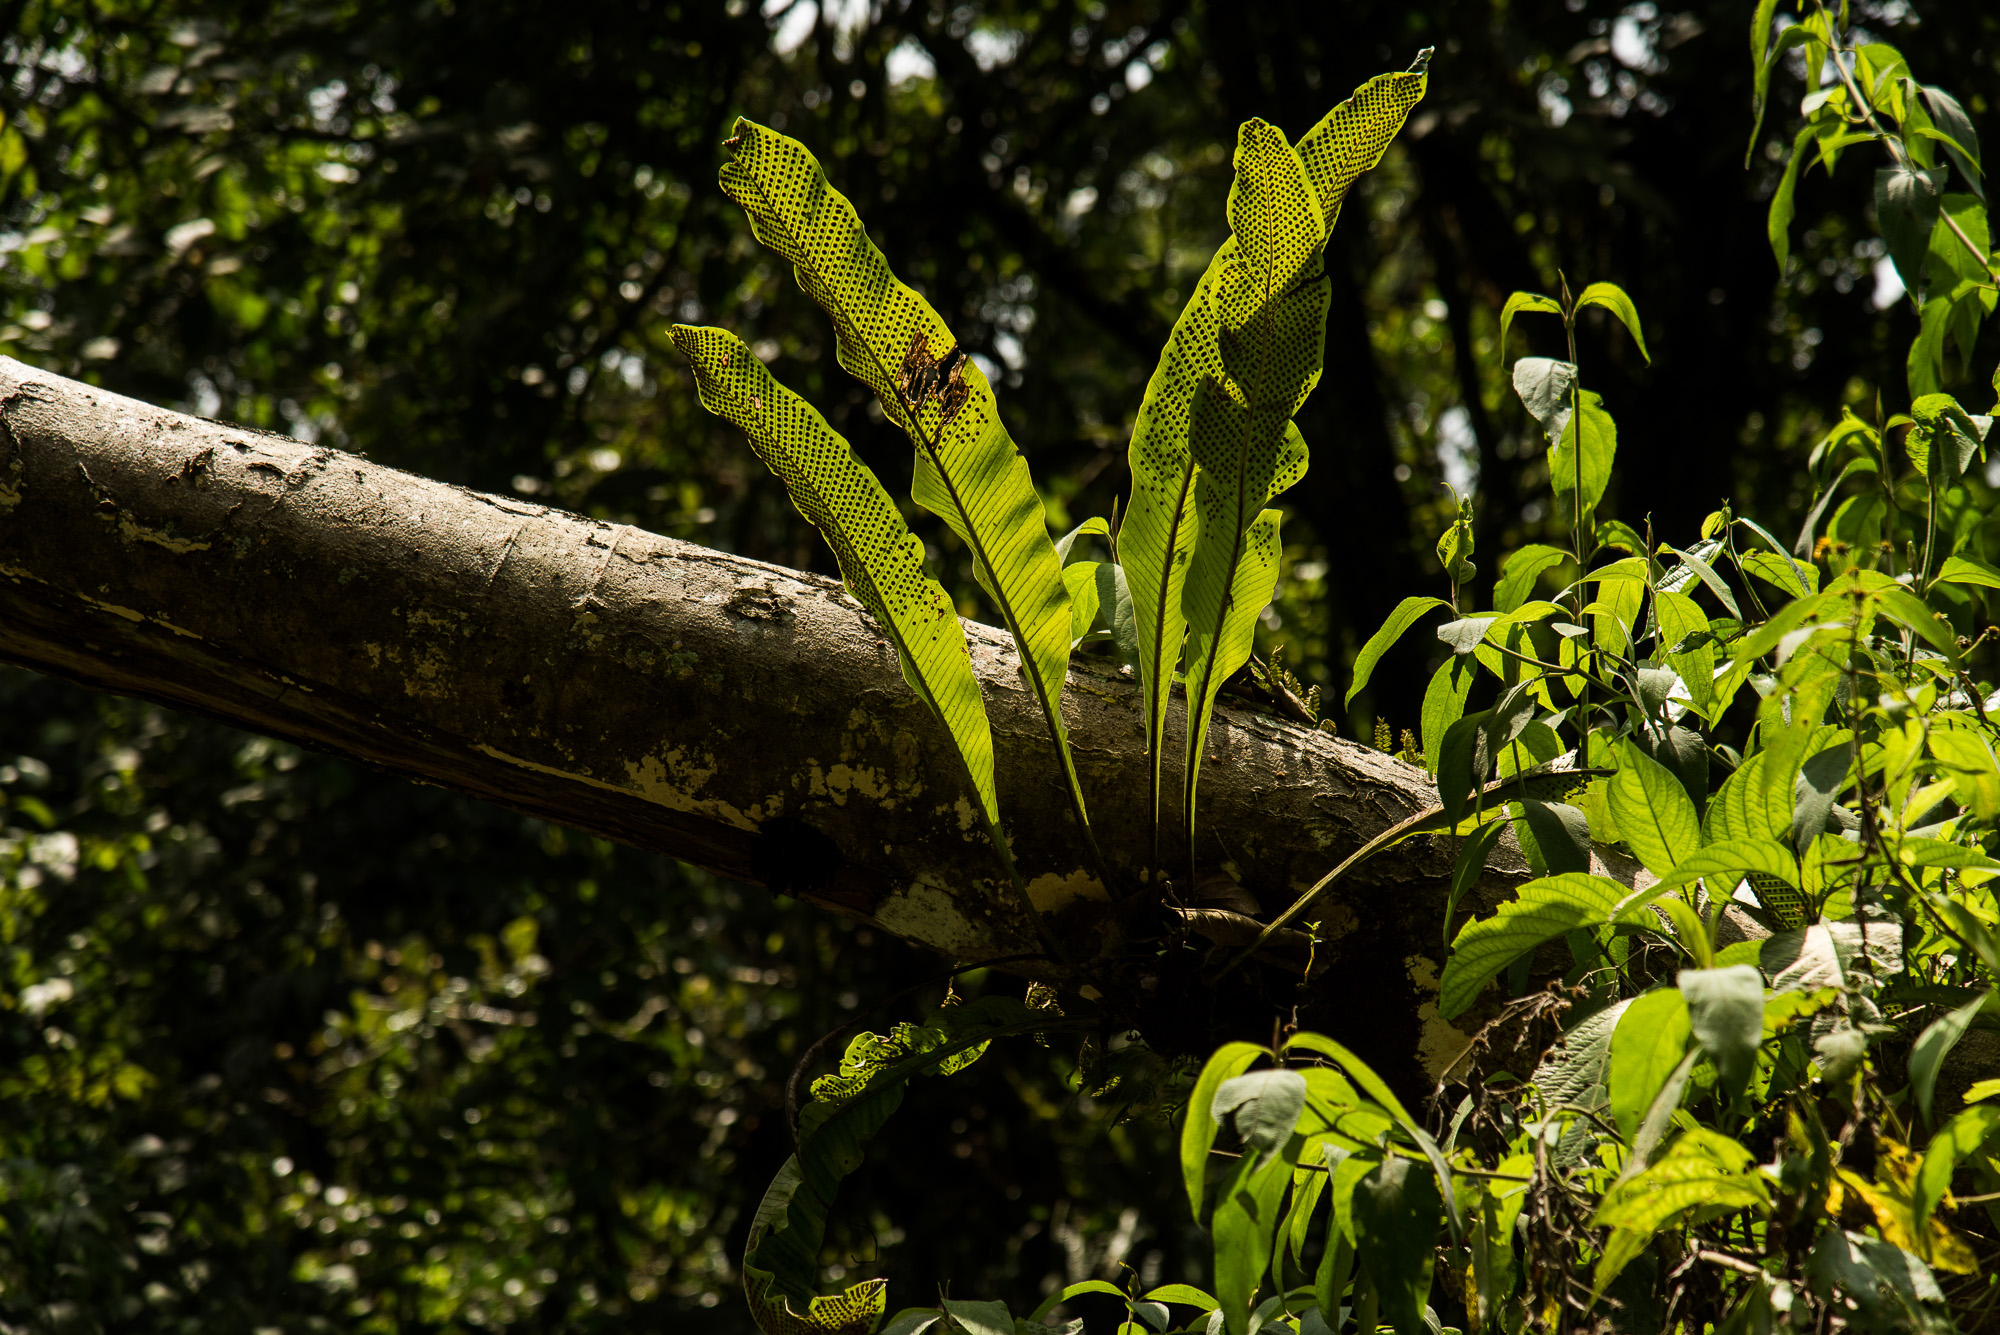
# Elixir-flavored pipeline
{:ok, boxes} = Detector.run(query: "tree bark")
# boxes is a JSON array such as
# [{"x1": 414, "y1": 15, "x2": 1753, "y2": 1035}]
[{"x1": 0, "y1": 357, "x2": 1629, "y2": 1087}]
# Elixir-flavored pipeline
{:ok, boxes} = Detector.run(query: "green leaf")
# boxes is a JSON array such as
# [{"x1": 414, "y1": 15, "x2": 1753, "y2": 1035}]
[
  {"x1": 1182, "y1": 1043, "x2": 1267, "y2": 1219},
  {"x1": 1440, "y1": 874, "x2": 1651, "y2": 1019},
  {"x1": 742, "y1": 998, "x2": 1040, "y2": 1325},
  {"x1": 671, "y1": 325, "x2": 999, "y2": 829},
  {"x1": 1055, "y1": 516, "x2": 1110, "y2": 565},
  {"x1": 1937, "y1": 554, "x2": 2000, "y2": 589},
  {"x1": 1550, "y1": 390, "x2": 1617, "y2": 522},
  {"x1": 1592, "y1": 1130, "x2": 1768, "y2": 1298},
  {"x1": 941, "y1": 1297, "x2": 1014, "y2": 1335},
  {"x1": 1292, "y1": 57, "x2": 1433, "y2": 232},
  {"x1": 1768, "y1": 125, "x2": 1818, "y2": 273},
  {"x1": 1607, "y1": 737, "x2": 1702, "y2": 880},
  {"x1": 1916, "y1": 1103, "x2": 2000, "y2": 1240},
  {"x1": 1920, "y1": 85, "x2": 1984, "y2": 200},
  {"x1": 1911, "y1": 990, "x2": 1992, "y2": 1127},
  {"x1": 1065, "y1": 561, "x2": 1104, "y2": 647},
  {"x1": 1283, "y1": 1032, "x2": 1460, "y2": 1243},
  {"x1": 1141, "y1": 1285, "x2": 1219, "y2": 1312},
  {"x1": 1610, "y1": 989, "x2": 1693, "y2": 1142},
  {"x1": 716, "y1": 119, "x2": 1093, "y2": 855},
  {"x1": 1444, "y1": 821, "x2": 1506, "y2": 944},
  {"x1": 1352, "y1": 1158, "x2": 1441, "y2": 1335},
  {"x1": 1099, "y1": 561, "x2": 1142, "y2": 676},
  {"x1": 1666, "y1": 543, "x2": 1743, "y2": 619},
  {"x1": 1575, "y1": 282, "x2": 1651, "y2": 362},
  {"x1": 1027, "y1": 1281, "x2": 1124, "y2": 1325},
  {"x1": 1214, "y1": 1069, "x2": 1309, "y2": 1171},
  {"x1": 1510, "y1": 356, "x2": 1576, "y2": 442},
  {"x1": 1655, "y1": 894, "x2": 1715, "y2": 968},
  {"x1": 1124, "y1": 248, "x2": 1224, "y2": 833},
  {"x1": 1747, "y1": 0, "x2": 1797, "y2": 164},
  {"x1": 1212, "y1": 1151, "x2": 1293, "y2": 1335},
  {"x1": 1499, "y1": 292, "x2": 1563, "y2": 358},
  {"x1": 1419, "y1": 656, "x2": 1475, "y2": 779},
  {"x1": 1513, "y1": 800, "x2": 1592, "y2": 877},
  {"x1": 1345, "y1": 596, "x2": 1447, "y2": 706},
  {"x1": 1179, "y1": 124, "x2": 1328, "y2": 853},
  {"x1": 1646, "y1": 838, "x2": 1800, "y2": 896},
  {"x1": 1678, "y1": 965, "x2": 1766, "y2": 1101},
  {"x1": 1285, "y1": 1163, "x2": 1328, "y2": 1268},
  {"x1": 1656, "y1": 589, "x2": 1717, "y2": 716},
  {"x1": 1878, "y1": 164, "x2": 1951, "y2": 295},
  {"x1": 1495, "y1": 544, "x2": 1568, "y2": 614}
]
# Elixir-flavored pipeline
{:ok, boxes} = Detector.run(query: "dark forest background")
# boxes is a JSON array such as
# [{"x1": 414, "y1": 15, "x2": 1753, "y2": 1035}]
[{"x1": 0, "y1": 0, "x2": 1994, "y2": 1329}]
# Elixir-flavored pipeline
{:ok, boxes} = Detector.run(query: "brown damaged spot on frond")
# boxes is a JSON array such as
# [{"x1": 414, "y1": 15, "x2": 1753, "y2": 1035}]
[{"x1": 892, "y1": 332, "x2": 971, "y2": 428}]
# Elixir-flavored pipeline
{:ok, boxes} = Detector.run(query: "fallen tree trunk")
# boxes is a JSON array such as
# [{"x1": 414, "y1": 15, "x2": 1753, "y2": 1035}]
[{"x1": 0, "y1": 357, "x2": 1615, "y2": 1085}]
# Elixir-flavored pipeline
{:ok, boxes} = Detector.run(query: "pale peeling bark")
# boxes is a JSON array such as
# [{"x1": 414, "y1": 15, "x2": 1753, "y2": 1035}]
[{"x1": 0, "y1": 357, "x2": 1638, "y2": 1087}]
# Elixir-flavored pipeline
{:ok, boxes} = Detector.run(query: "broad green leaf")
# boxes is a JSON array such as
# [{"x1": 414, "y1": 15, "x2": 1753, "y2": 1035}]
[
  {"x1": 1920, "y1": 85, "x2": 1985, "y2": 199},
  {"x1": 1182, "y1": 1043, "x2": 1267, "y2": 1218},
  {"x1": 1499, "y1": 291, "x2": 1563, "y2": 358},
  {"x1": 1141, "y1": 1285, "x2": 1219, "y2": 1312},
  {"x1": 881, "y1": 1309, "x2": 942, "y2": 1335},
  {"x1": 1550, "y1": 390, "x2": 1617, "y2": 522},
  {"x1": 1055, "y1": 516, "x2": 1110, "y2": 565},
  {"x1": 1282, "y1": 1032, "x2": 1459, "y2": 1242},
  {"x1": 1655, "y1": 894, "x2": 1714, "y2": 968},
  {"x1": 1347, "y1": 596, "x2": 1448, "y2": 706},
  {"x1": 1098, "y1": 561, "x2": 1142, "y2": 677},
  {"x1": 1747, "y1": 0, "x2": 1802, "y2": 163},
  {"x1": 1286, "y1": 1163, "x2": 1328, "y2": 1268},
  {"x1": 1930, "y1": 720, "x2": 2000, "y2": 822},
  {"x1": 1028, "y1": 1281, "x2": 1124, "y2": 1325},
  {"x1": 1645, "y1": 838, "x2": 1800, "y2": 896},
  {"x1": 1444, "y1": 821, "x2": 1506, "y2": 944},
  {"x1": 1878, "y1": 164, "x2": 1950, "y2": 294},
  {"x1": 941, "y1": 1298, "x2": 1014, "y2": 1335},
  {"x1": 1807, "y1": 1230, "x2": 1954, "y2": 1330},
  {"x1": 1705, "y1": 746, "x2": 1798, "y2": 847},
  {"x1": 743, "y1": 998, "x2": 1038, "y2": 1325},
  {"x1": 1292, "y1": 54, "x2": 1432, "y2": 231},
  {"x1": 1873, "y1": 583, "x2": 1958, "y2": 654},
  {"x1": 1608, "y1": 737, "x2": 1702, "y2": 880},
  {"x1": 1352, "y1": 1157, "x2": 1441, "y2": 1335},
  {"x1": 1937, "y1": 554, "x2": 2000, "y2": 590},
  {"x1": 1575, "y1": 282, "x2": 1651, "y2": 362},
  {"x1": 716, "y1": 119, "x2": 1092, "y2": 853},
  {"x1": 1768, "y1": 125, "x2": 1817, "y2": 272},
  {"x1": 1419, "y1": 655, "x2": 1475, "y2": 779},
  {"x1": 1213, "y1": 1150, "x2": 1293, "y2": 1335},
  {"x1": 1666, "y1": 543, "x2": 1743, "y2": 618},
  {"x1": 1125, "y1": 61, "x2": 1426, "y2": 841},
  {"x1": 1214, "y1": 1069, "x2": 1309, "y2": 1170},
  {"x1": 1531, "y1": 999, "x2": 1627, "y2": 1115},
  {"x1": 1592, "y1": 1130, "x2": 1768, "y2": 1298},
  {"x1": 1179, "y1": 145, "x2": 1330, "y2": 844},
  {"x1": 1124, "y1": 247, "x2": 1221, "y2": 833},
  {"x1": 1513, "y1": 800, "x2": 1591, "y2": 877},
  {"x1": 1679, "y1": 965, "x2": 1766, "y2": 1100},
  {"x1": 1916, "y1": 1103, "x2": 2000, "y2": 1239},
  {"x1": 1610, "y1": 989, "x2": 1692, "y2": 1141},
  {"x1": 671, "y1": 325, "x2": 998, "y2": 827},
  {"x1": 1440, "y1": 874, "x2": 1651, "y2": 1018},
  {"x1": 1656, "y1": 589, "x2": 1716, "y2": 715},
  {"x1": 1183, "y1": 501, "x2": 1289, "y2": 843},
  {"x1": 1065, "y1": 561, "x2": 1103, "y2": 646},
  {"x1": 1511, "y1": 356, "x2": 1576, "y2": 442},
  {"x1": 1911, "y1": 990, "x2": 1992, "y2": 1127},
  {"x1": 1495, "y1": 543, "x2": 1568, "y2": 614}
]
